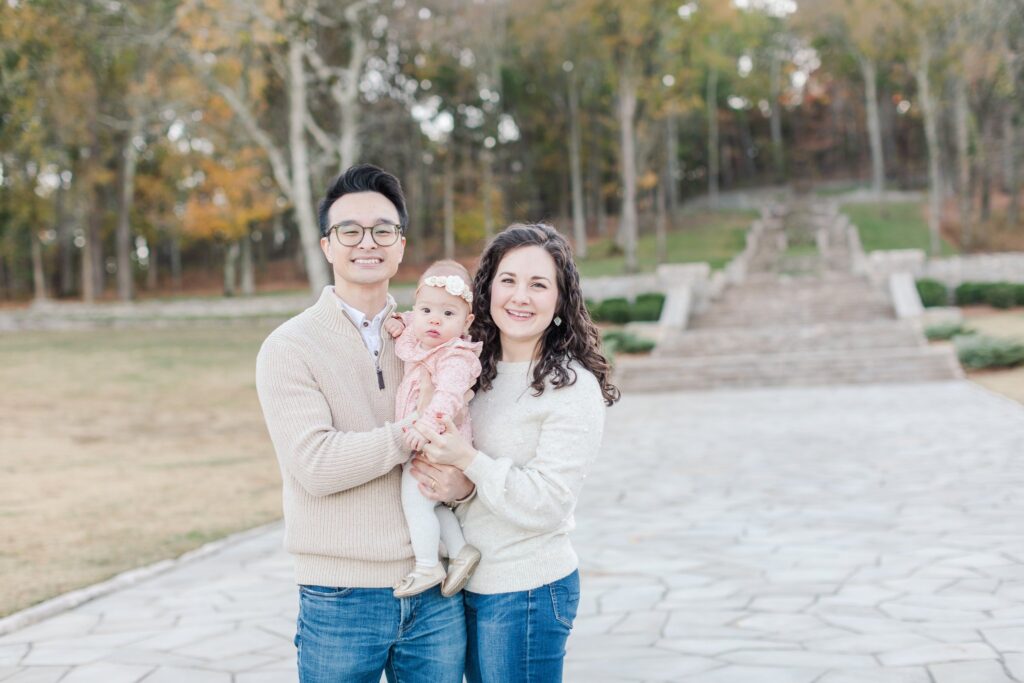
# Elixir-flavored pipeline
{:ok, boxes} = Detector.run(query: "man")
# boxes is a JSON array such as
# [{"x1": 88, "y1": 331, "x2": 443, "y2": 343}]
[{"x1": 256, "y1": 164, "x2": 473, "y2": 682}]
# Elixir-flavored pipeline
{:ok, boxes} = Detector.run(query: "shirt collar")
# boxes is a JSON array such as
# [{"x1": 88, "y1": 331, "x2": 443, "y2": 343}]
[{"x1": 332, "y1": 288, "x2": 389, "y2": 327}]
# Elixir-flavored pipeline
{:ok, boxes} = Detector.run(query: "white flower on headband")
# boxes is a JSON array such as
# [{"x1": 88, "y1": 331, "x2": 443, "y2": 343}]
[{"x1": 424, "y1": 274, "x2": 473, "y2": 304}]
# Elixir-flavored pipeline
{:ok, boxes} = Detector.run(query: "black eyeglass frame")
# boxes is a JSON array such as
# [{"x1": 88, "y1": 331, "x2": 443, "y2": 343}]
[{"x1": 327, "y1": 221, "x2": 405, "y2": 247}]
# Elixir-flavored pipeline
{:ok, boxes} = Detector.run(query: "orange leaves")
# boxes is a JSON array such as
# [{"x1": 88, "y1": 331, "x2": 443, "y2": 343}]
[{"x1": 182, "y1": 149, "x2": 277, "y2": 241}]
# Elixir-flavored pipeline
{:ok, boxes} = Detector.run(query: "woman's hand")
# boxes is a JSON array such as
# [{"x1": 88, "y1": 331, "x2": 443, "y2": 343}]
[
  {"x1": 408, "y1": 454, "x2": 475, "y2": 502},
  {"x1": 413, "y1": 415, "x2": 478, "y2": 471}
]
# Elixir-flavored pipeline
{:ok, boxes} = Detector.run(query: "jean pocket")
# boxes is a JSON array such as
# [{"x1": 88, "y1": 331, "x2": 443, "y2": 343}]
[
  {"x1": 299, "y1": 584, "x2": 354, "y2": 599},
  {"x1": 549, "y1": 581, "x2": 580, "y2": 630}
]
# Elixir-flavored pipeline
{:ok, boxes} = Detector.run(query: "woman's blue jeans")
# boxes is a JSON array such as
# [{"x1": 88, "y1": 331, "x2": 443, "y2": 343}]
[
  {"x1": 295, "y1": 584, "x2": 465, "y2": 683},
  {"x1": 463, "y1": 570, "x2": 580, "y2": 682}
]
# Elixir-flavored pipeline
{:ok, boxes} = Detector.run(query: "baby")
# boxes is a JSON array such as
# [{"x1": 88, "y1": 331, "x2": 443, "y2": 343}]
[{"x1": 385, "y1": 260, "x2": 482, "y2": 598}]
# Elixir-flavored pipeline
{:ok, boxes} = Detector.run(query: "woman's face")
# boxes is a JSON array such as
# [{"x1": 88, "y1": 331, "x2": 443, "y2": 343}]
[{"x1": 489, "y1": 245, "x2": 560, "y2": 352}]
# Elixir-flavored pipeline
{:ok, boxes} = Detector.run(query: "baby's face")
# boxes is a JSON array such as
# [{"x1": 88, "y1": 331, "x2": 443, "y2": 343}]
[{"x1": 411, "y1": 286, "x2": 474, "y2": 349}]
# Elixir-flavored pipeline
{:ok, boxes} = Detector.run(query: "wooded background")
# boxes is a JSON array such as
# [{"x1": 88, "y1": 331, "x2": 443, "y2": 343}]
[{"x1": 1, "y1": 0, "x2": 1022, "y2": 301}]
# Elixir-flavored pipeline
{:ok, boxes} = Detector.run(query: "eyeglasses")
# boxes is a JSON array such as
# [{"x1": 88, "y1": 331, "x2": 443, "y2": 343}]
[{"x1": 328, "y1": 222, "x2": 403, "y2": 247}]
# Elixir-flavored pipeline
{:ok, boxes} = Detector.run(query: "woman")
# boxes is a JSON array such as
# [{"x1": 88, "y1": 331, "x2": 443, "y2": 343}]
[{"x1": 412, "y1": 223, "x2": 620, "y2": 681}]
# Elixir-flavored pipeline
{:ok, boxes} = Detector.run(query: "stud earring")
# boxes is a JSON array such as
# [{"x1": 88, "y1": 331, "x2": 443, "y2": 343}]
[{"x1": 553, "y1": 316, "x2": 562, "y2": 327}]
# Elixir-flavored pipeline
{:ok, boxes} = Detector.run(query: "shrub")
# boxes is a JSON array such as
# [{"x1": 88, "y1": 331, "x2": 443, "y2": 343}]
[
  {"x1": 954, "y1": 334, "x2": 1024, "y2": 369},
  {"x1": 602, "y1": 330, "x2": 656, "y2": 354},
  {"x1": 986, "y1": 283, "x2": 1017, "y2": 309},
  {"x1": 924, "y1": 322, "x2": 972, "y2": 341},
  {"x1": 596, "y1": 297, "x2": 631, "y2": 324},
  {"x1": 954, "y1": 282, "x2": 987, "y2": 306},
  {"x1": 631, "y1": 292, "x2": 666, "y2": 321},
  {"x1": 915, "y1": 279, "x2": 948, "y2": 307},
  {"x1": 584, "y1": 299, "x2": 599, "y2": 321},
  {"x1": 1016, "y1": 284, "x2": 1024, "y2": 306}
]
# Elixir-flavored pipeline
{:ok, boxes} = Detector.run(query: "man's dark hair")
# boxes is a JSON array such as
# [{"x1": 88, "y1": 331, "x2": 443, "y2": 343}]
[{"x1": 317, "y1": 164, "x2": 409, "y2": 238}]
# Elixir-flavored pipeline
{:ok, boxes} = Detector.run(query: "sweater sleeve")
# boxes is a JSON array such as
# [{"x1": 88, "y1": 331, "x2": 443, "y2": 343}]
[
  {"x1": 462, "y1": 372, "x2": 605, "y2": 532},
  {"x1": 256, "y1": 335, "x2": 412, "y2": 497},
  {"x1": 418, "y1": 348, "x2": 482, "y2": 435}
]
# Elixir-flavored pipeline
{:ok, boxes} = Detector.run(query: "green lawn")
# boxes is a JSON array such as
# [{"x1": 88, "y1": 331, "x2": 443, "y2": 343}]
[
  {"x1": 841, "y1": 201, "x2": 959, "y2": 254},
  {"x1": 577, "y1": 210, "x2": 756, "y2": 277}
]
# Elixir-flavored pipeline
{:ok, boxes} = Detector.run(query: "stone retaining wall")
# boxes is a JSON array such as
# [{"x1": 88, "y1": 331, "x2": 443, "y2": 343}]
[{"x1": 867, "y1": 250, "x2": 1024, "y2": 287}]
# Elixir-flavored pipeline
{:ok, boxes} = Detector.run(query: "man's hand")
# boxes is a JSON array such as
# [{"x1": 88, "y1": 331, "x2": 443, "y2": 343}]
[
  {"x1": 383, "y1": 315, "x2": 406, "y2": 338},
  {"x1": 409, "y1": 455, "x2": 475, "y2": 503}
]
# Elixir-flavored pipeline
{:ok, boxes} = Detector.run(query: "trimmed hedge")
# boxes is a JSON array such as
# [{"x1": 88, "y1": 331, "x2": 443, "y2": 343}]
[
  {"x1": 588, "y1": 292, "x2": 667, "y2": 323},
  {"x1": 631, "y1": 292, "x2": 666, "y2": 322},
  {"x1": 595, "y1": 297, "x2": 631, "y2": 324},
  {"x1": 915, "y1": 279, "x2": 948, "y2": 307},
  {"x1": 954, "y1": 281, "x2": 1024, "y2": 308},
  {"x1": 602, "y1": 330, "x2": 656, "y2": 354},
  {"x1": 924, "y1": 322, "x2": 972, "y2": 341},
  {"x1": 988, "y1": 284, "x2": 1017, "y2": 309},
  {"x1": 954, "y1": 334, "x2": 1024, "y2": 369}
]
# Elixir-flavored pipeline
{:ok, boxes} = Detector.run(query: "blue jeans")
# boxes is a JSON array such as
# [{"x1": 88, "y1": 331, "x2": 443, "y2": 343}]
[
  {"x1": 463, "y1": 570, "x2": 580, "y2": 683},
  {"x1": 295, "y1": 584, "x2": 465, "y2": 683}
]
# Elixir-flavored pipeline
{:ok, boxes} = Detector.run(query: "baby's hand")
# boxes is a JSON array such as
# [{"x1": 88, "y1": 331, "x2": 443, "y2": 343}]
[
  {"x1": 405, "y1": 429, "x2": 426, "y2": 453},
  {"x1": 383, "y1": 315, "x2": 406, "y2": 338}
]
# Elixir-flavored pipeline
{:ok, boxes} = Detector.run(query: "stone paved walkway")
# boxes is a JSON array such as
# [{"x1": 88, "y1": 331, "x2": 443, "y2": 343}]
[{"x1": 2, "y1": 380, "x2": 1024, "y2": 682}]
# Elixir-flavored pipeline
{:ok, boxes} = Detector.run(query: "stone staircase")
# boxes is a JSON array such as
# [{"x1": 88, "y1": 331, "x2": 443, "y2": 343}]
[{"x1": 616, "y1": 199, "x2": 963, "y2": 392}]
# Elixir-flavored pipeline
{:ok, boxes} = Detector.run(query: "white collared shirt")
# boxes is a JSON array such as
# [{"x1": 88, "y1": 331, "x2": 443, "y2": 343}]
[{"x1": 332, "y1": 288, "x2": 388, "y2": 362}]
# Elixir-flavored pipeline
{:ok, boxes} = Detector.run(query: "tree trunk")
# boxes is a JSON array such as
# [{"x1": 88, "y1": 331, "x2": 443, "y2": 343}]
[
  {"x1": 482, "y1": 148, "x2": 495, "y2": 242},
  {"x1": 443, "y1": 147, "x2": 455, "y2": 260},
  {"x1": 223, "y1": 241, "x2": 239, "y2": 296},
  {"x1": 115, "y1": 111, "x2": 144, "y2": 302},
  {"x1": 770, "y1": 51, "x2": 785, "y2": 180},
  {"x1": 737, "y1": 108, "x2": 756, "y2": 180},
  {"x1": 146, "y1": 240, "x2": 158, "y2": 290},
  {"x1": 666, "y1": 113, "x2": 680, "y2": 224},
  {"x1": 288, "y1": 40, "x2": 329, "y2": 292},
  {"x1": 617, "y1": 54, "x2": 639, "y2": 273},
  {"x1": 979, "y1": 113, "x2": 994, "y2": 222},
  {"x1": 589, "y1": 134, "x2": 607, "y2": 237},
  {"x1": 954, "y1": 74, "x2": 972, "y2": 248},
  {"x1": 707, "y1": 62, "x2": 720, "y2": 208},
  {"x1": 30, "y1": 229, "x2": 47, "y2": 302},
  {"x1": 56, "y1": 187, "x2": 74, "y2": 297},
  {"x1": 407, "y1": 122, "x2": 427, "y2": 263},
  {"x1": 170, "y1": 233, "x2": 182, "y2": 291},
  {"x1": 1006, "y1": 103, "x2": 1020, "y2": 229},
  {"x1": 241, "y1": 231, "x2": 255, "y2": 295},
  {"x1": 916, "y1": 35, "x2": 943, "y2": 257},
  {"x1": 82, "y1": 186, "x2": 103, "y2": 302},
  {"x1": 859, "y1": 56, "x2": 885, "y2": 197},
  {"x1": 567, "y1": 67, "x2": 587, "y2": 259},
  {"x1": 656, "y1": 173, "x2": 668, "y2": 264},
  {"x1": 337, "y1": 1, "x2": 366, "y2": 173}
]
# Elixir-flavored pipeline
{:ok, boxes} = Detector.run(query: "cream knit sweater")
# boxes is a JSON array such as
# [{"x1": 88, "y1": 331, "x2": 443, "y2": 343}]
[
  {"x1": 460, "y1": 360, "x2": 607, "y2": 594},
  {"x1": 255, "y1": 287, "x2": 417, "y2": 587}
]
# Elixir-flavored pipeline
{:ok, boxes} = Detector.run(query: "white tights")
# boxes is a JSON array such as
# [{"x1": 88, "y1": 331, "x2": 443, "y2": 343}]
[{"x1": 401, "y1": 460, "x2": 466, "y2": 567}]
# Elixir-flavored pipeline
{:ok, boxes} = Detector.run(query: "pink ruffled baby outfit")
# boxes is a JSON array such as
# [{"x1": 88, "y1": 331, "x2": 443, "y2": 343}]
[
  {"x1": 394, "y1": 322, "x2": 483, "y2": 441},
  {"x1": 393, "y1": 316, "x2": 483, "y2": 572}
]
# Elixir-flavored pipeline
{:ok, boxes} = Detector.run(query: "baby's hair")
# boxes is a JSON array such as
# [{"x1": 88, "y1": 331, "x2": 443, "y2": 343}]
[{"x1": 418, "y1": 259, "x2": 472, "y2": 287}]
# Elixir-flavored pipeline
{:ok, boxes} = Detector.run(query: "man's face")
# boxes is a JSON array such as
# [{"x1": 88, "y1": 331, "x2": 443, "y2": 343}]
[{"x1": 320, "y1": 191, "x2": 406, "y2": 287}]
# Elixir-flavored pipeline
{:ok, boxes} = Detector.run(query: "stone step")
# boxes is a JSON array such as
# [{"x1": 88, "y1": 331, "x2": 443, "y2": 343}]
[
  {"x1": 615, "y1": 346, "x2": 962, "y2": 392},
  {"x1": 656, "y1": 320, "x2": 924, "y2": 357},
  {"x1": 691, "y1": 304, "x2": 896, "y2": 328}
]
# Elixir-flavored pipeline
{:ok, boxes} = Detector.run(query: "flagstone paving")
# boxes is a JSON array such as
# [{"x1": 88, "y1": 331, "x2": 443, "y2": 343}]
[{"x1": 2, "y1": 380, "x2": 1023, "y2": 682}]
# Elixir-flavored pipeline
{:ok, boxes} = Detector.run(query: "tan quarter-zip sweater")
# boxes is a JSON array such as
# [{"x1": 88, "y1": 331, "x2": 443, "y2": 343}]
[{"x1": 255, "y1": 286, "x2": 417, "y2": 587}]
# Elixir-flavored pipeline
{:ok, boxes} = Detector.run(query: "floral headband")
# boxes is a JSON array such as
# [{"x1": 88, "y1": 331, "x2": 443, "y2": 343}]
[{"x1": 421, "y1": 274, "x2": 473, "y2": 304}]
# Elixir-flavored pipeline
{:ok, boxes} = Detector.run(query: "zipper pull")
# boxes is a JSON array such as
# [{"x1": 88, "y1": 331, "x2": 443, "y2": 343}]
[{"x1": 377, "y1": 367, "x2": 385, "y2": 390}]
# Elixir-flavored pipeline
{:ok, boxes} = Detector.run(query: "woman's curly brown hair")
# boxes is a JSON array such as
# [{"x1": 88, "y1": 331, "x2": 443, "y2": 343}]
[{"x1": 470, "y1": 223, "x2": 620, "y2": 406}]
